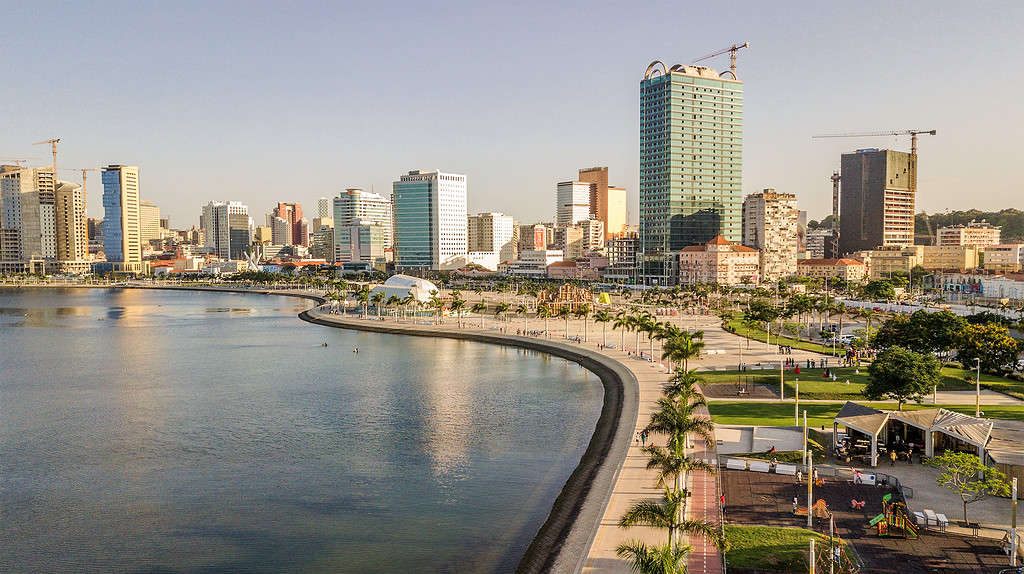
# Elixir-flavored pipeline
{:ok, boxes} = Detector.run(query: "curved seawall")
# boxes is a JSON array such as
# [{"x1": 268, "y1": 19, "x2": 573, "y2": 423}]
[{"x1": 300, "y1": 308, "x2": 639, "y2": 574}]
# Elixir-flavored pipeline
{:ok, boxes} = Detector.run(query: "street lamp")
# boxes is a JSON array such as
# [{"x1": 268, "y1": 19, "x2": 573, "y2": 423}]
[{"x1": 975, "y1": 357, "x2": 982, "y2": 417}]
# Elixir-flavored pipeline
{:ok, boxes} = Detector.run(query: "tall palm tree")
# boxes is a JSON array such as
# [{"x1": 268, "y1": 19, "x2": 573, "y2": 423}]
[
  {"x1": 594, "y1": 310, "x2": 613, "y2": 347},
  {"x1": 516, "y1": 303, "x2": 529, "y2": 333},
  {"x1": 449, "y1": 297, "x2": 466, "y2": 327},
  {"x1": 662, "y1": 369, "x2": 706, "y2": 406},
  {"x1": 494, "y1": 302, "x2": 510, "y2": 325},
  {"x1": 613, "y1": 311, "x2": 630, "y2": 350},
  {"x1": 428, "y1": 290, "x2": 443, "y2": 325},
  {"x1": 619, "y1": 487, "x2": 724, "y2": 549},
  {"x1": 537, "y1": 303, "x2": 551, "y2": 337},
  {"x1": 385, "y1": 295, "x2": 400, "y2": 319},
  {"x1": 655, "y1": 323, "x2": 682, "y2": 370},
  {"x1": 645, "y1": 397, "x2": 714, "y2": 454},
  {"x1": 644, "y1": 441, "x2": 715, "y2": 496},
  {"x1": 371, "y1": 292, "x2": 385, "y2": 319},
  {"x1": 634, "y1": 313, "x2": 653, "y2": 357},
  {"x1": 575, "y1": 303, "x2": 591, "y2": 342},
  {"x1": 354, "y1": 286, "x2": 370, "y2": 318},
  {"x1": 859, "y1": 308, "x2": 878, "y2": 345},
  {"x1": 661, "y1": 330, "x2": 705, "y2": 372},
  {"x1": 557, "y1": 306, "x2": 572, "y2": 339},
  {"x1": 471, "y1": 301, "x2": 488, "y2": 328},
  {"x1": 615, "y1": 540, "x2": 692, "y2": 574},
  {"x1": 400, "y1": 294, "x2": 415, "y2": 322}
]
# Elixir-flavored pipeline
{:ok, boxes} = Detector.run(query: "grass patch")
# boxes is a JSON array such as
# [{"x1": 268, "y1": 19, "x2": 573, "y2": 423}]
[
  {"x1": 724, "y1": 525, "x2": 847, "y2": 572},
  {"x1": 709, "y1": 401, "x2": 1024, "y2": 427},
  {"x1": 725, "y1": 318, "x2": 840, "y2": 356},
  {"x1": 700, "y1": 366, "x2": 1009, "y2": 400}
]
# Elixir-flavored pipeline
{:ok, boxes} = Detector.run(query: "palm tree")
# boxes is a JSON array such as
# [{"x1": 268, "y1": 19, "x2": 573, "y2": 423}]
[
  {"x1": 662, "y1": 369, "x2": 706, "y2": 406},
  {"x1": 494, "y1": 302, "x2": 510, "y2": 325},
  {"x1": 619, "y1": 487, "x2": 724, "y2": 549},
  {"x1": 371, "y1": 291, "x2": 385, "y2": 319},
  {"x1": 615, "y1": 540, "x2": 692, "y2": 574},
  {"x1": 661, "y1": 330, "x2": 705, "y2": 372},
  {"x1": 594, "y1": 310, "x2": 613, "y2": 347},
  {"x1": 516, "y1": 303, "x2": 529, "y2": 333},
  {"x1": 645, "y1": 397, "x2": 714, "y2": 454},
  {"x1": 859, "y1": 308, "x2": 878, "y2": 345},
  {"x1": 400, "y1": 294, "x2": 415, "y2": 322},
  {"x1": 613, "y1": 311, "x2": 630, "y2": 350},
  {"x1": 575, "y1": 303, "x2": 591, "y2": 342},
  {"x1": 655, "y1": 323, "x2": 682, "y2": 370},
  {"x1": 385, "y1": 295, "x2": 400, "y2": 319},
  {"x1": 537, "y1": 303, "x2": 551, "y2": 337},
  {"x1": 449, "y1": 297, "x2": 466, "y2": 327},
  {"x1": 354, "y1": 286, "x2": 370, "y2": 318},
  {"x1": 644, "y1": 441, "x2": 715, "y2": 497},
  {"x1": 557, "y1": 306, "x2": 572, "y2": 339},
  {"x1": 471, "y1": 301, "x2": 488, "y2": 328},
  {"x1": 633, "y1": 313, "x2": 652, "y2": 356},
  {"x1": 428, "y1": 290, "x2": 443, "y2": 325}
]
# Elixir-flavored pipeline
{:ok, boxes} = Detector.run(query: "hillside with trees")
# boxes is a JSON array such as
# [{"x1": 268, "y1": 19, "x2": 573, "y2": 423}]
[{"x1": 915, "y1": 209, "x2": 1024, "y2": 243}]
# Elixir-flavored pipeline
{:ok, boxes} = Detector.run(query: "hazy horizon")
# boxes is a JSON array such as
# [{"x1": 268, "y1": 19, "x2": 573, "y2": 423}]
[{"x1": 2, "y1": 1, "x2": 1020, "y2": 228}]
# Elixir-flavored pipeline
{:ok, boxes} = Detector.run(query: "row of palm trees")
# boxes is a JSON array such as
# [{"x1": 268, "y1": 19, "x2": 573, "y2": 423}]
[{"x1": 615, "y1": 366, "x2": 725, "y2": 573}]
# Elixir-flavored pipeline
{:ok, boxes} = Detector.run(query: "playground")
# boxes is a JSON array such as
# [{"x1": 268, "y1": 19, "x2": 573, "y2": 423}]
[{"x1": 722, "y1": 469, "x2": 1009, "y2": 573}]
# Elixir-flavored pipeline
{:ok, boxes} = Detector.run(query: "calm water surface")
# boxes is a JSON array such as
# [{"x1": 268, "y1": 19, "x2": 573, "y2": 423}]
[{"x1": 0, "y1": 288, "x2": 602, "y2": 573}]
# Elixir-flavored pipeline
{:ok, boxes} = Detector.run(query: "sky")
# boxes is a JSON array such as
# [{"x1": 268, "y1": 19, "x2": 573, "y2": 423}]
[{"x1": 1, "y1": 1, "x2": 1021, "y2": 228}]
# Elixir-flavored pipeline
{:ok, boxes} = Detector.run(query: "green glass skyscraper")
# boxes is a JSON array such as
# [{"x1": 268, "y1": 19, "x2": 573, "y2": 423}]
[{"x1": 639, "y1": 62, "x2": 743, "y2": 284}]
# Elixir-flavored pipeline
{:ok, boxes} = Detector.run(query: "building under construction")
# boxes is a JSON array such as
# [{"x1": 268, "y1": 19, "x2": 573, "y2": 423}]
[{"x1": 838, "y1": 149, "x2": 916, "y2": 255}]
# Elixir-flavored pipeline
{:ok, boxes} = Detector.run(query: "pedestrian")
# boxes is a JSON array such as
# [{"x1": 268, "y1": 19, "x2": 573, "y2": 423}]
[
  {"x1": 720, "y1": 493, "x2": 725, "y2": 509},
  {"x1": 640, "y1": 431, "x2": 647, "y2": 447},
  {"x1": 890, "y1": 450, "x2": 897, "y2": 467}
]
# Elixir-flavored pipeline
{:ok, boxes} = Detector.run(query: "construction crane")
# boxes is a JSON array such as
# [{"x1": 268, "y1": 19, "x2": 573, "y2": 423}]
[
  {"x1": 692, "y1": 42, "x2": 750, "y2": 78},
  {"x1": 0, "y1": 158, "x2": 32, "y2": 167},
  {"x1": 61, "y1": 167, "x2": 100, "y2": 213},
  {"x1": 32, "y1": 138, "x2": 61, "y2": 174},
  {"x1": 812, "y1": 130, "x2": 936, "y2": 256}
]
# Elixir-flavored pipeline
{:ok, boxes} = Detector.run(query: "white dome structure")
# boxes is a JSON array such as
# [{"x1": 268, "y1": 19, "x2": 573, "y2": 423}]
[{"x1": 369, "y1": 274, "x2": 439, "y2": 303}]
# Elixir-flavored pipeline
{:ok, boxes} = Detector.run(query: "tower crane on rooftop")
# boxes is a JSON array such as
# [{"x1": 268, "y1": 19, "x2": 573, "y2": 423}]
[
  {"x1": 692, "y1": 42, "x2": 749, "y2": 78},
  {"x1": 812, "y1": 129, "x2": 937, "y2": 257},
  {"x1": 32, "y1": 138, "x2": 61, "y2": 174}
]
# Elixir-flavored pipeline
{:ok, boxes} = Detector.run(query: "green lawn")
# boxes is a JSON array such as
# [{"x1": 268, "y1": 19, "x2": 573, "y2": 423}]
[
  {"x1": 709, "y1": 401, "x2": 1024, "y2": 427},
  {"x1": 725, "y1": 318, "x2": 841, "y2": 356},
  {"x1": 700, "y1": 366, "x2": 1020, "y2": 401},
  {"x1": 724, "y1": 525, "x2": 848, "y2": 572}
]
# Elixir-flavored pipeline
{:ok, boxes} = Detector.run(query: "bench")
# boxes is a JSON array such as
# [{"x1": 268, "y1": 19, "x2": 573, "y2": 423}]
[
  {"x1": 775, "y1": 464, "x2": 797, "y2": 476},
  {"x1": 749, "y1": 461, "x2": 771, "y2": 473},
  {"x1": 726, "y1": 459, "x2": 747, "y2": 471}
]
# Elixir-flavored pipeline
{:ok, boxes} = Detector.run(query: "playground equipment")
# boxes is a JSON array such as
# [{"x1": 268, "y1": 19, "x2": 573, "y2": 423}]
[
  {"x1": 869, "y1": 493, "x2": 919, "y2": 539},
  {"x1": 795, "y1": 499, "x2": 860, "y2": 573}
]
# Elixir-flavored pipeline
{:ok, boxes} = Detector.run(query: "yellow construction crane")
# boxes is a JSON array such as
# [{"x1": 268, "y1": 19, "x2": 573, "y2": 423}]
[
  {"x1": 32, "y1": 138, "x2": 61, "y2": 174},
  {"x1": 812, "y1": 130, "x2": 937, "y2": 256},
  {"x1": 692, "y1": 42, "x2": 750, "y2": 77},
  {"x1": 60, "y1": 167, "x2": 100, "y2": 212}
]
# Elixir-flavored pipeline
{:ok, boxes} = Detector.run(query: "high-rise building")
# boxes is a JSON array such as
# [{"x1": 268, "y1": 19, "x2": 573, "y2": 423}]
[
  {"x1": 202, "y1": 201, "x2": 252, "y2": 260},
  {"x1": 332, "y1": 188, "x2": 393, "y2": 250},
  {"x1": 936, "y1": 221, "x2": 1001, "y2": 247},
  {"x1": 392, "y1": 170, "x2": 467, "y2": 271},
  {"x1": 581, "y1": 219, "x2": 605, "y2": 253},
  {"x1": 605, "y1": 231, "x2": 639, "y2": 284},
  {"x1": 468, "y1": 212, "x2": 516, "y2": 263},
  {"x1": 639, "y1": 62, "x2": 743, "y2": 284},
  {"x1": 317, "y1": 197, "x2": 330, "y2": 218},
  {"x1": 556, "y1": 181, "x2": 591, "y2": 226},
  {"x1": 839, "y1": 149, "x2": 915, "y2": 254},
  {"x1": 139, "y1": 200, "x2": 162, "y2": 244},
  {"x1": 742, "y1": 189, "x2": 799, "y2": 282},
  {"x1": 101, "y1": 165, "x2": 144, "y2": 271},
  {"x1": 336, "y1": 220, "x2": 387, "y2": 264},
  {"x1": 1, "y1": 166, "x2": 57, "y2": 266},
  {"x1": 578, "y1": 167, "x2": 628, "y2": 240},
  {"x1": 271, "y1": 202, "x2": 305, "y2": 247},
  {"x1": 54, "y1": 181, "x2": 88, "y2": 264},
  {"x1": 271, "y1": 216, "x2": 292, "y2": 245},
  {"x1": 309, "y1": 217, "x2": 334, "y2": 262},
  {"x1": 806, "y1": 229, "x2": 832, "y2": 259},
  {"x1": 518, "y1": 223, "x2": 547, "y2": 252}
]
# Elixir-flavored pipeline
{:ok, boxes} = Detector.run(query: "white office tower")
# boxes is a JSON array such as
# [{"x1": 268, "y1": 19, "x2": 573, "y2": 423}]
[
  {"x1": 332, "y1": 188, "x2": 394, "y2": 250},
  {"x1": 202, "y1": 201, "x2": 252, "y2": 260},
  {"x1": 392, "y1": 170, "x2": 467, "y2": 270},
  {"x1": 556, "y1": 181, "x2": 591, "y2": 226},
  {"x1": 468, "y1": 212, "x2": 516, "y2": 263}
]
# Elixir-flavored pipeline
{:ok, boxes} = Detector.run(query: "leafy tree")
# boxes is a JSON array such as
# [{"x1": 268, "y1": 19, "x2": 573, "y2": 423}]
[
  {"x1": 860, "y1": 280, "x2": 896, "y2": 301},
  {"x1": 864, "y1": 347, "x2": 940, "y2": 410},
  {"x1": 873, "y1": 310, "x2": 965, "y2": 360},
  {"x1": 955, "y1": 323, "x2": 1022, "y2": 373},
  {"x1": 927, "y1": 451, "x2": 1011, "y2": 523}
]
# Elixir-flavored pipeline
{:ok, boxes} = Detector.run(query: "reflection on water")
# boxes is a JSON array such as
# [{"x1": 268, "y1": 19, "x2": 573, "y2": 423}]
[{"x1": 0, "y1": 288, "x2": 602, "y2": 573}]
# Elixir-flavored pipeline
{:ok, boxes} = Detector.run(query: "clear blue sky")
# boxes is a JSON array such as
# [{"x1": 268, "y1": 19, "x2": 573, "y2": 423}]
[{"x1": 2, "y1": 1, "x2": 1020, "y2": 227}]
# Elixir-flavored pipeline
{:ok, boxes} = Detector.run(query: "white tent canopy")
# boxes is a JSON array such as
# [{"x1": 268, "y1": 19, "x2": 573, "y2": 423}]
[{"x1": 369, "y1": 274, "x2": 439, "y2": 304}]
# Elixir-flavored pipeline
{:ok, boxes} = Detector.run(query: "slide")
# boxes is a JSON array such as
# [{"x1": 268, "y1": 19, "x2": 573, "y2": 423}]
[{"x1": 868, "y1": 513, "x2": 884, "y2": 527}]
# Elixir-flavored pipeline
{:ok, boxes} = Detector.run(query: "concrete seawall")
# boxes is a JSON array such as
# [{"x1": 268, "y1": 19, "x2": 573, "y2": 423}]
[{"x1": 300, "y1": 309, "x2": 639, "y2": 574}]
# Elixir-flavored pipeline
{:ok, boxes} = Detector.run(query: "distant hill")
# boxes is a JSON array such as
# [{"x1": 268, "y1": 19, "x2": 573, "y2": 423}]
[{"x1": 915, "y1": 209, "x2": 1024, "y2": 244}]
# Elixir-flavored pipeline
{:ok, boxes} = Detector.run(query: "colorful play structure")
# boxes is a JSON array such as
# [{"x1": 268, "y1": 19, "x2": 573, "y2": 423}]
[
  {"x1": 793, "y1": 499, "x2": 860, "y2": 573},
  {"x1": 869, "y1": 493, "x2": 919, "y2": 539}
]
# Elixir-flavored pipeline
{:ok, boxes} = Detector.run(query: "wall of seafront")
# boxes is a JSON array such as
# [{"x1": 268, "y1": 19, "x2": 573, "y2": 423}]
[{"x1": 300, "y1": 308, "x2": 639, "y2": 574}]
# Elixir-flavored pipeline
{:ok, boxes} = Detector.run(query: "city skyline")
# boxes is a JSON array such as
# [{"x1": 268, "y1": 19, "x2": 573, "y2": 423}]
[{"x1": 2, "y1": 2, "x2": 1021, "y2": 229}]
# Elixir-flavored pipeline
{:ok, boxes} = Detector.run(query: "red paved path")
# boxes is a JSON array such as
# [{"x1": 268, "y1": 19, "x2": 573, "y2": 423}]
[{"x1": 686, "y1": 405, "x2": 724, "y2": 574}]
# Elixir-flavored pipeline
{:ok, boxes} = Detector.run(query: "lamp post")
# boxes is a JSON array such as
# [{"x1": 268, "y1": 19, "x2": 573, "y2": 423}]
[{"x1": 975, "y1": 357, "x2": 982, "y2": 417}]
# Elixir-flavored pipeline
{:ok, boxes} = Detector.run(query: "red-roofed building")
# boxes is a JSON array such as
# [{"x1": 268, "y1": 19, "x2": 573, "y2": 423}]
[
  {"x1": 797, "y1": 258, "x2": 866, "y2": 282},
  {"x1": 678, "y1": 236, "x2": 759, "y2": 285}
]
